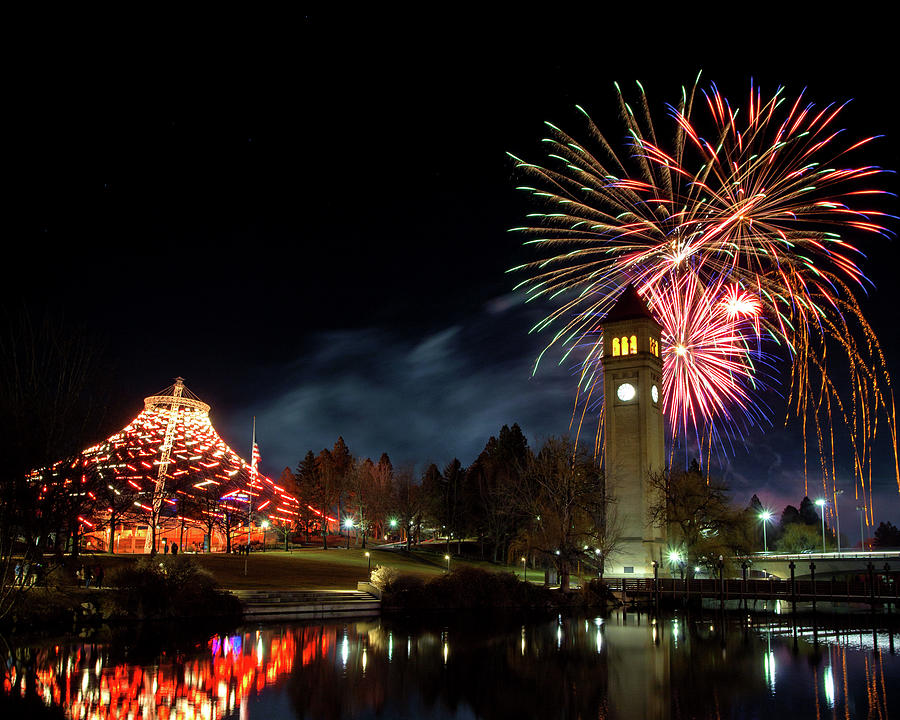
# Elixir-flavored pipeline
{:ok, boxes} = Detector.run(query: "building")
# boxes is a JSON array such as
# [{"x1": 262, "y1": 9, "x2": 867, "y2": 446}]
[
  {"x1": 42, "y1": 378, "x2": 315, "y2": 553},
  {"x1": 600, "y1": 285, "x2": 667, "y2": 576}
]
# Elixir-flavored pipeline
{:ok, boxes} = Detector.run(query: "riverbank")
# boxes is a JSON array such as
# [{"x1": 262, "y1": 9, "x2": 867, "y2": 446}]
[
  {"x1": 0, "y1": 549, "x2": 565, "y2": 634},
  {"x1": 31, "y1": 546, "x2": 485, "y2": 590}
]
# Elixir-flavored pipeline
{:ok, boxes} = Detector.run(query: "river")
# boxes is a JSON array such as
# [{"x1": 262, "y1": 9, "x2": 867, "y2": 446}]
[{"x1": 2, "y1": 608, "x2": 897, "y2": 719}]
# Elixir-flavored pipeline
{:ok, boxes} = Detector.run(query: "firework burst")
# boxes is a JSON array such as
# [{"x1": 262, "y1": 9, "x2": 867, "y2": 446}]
[{"x1": 510, "y1": 76, "x2": 897, "y2": 517}]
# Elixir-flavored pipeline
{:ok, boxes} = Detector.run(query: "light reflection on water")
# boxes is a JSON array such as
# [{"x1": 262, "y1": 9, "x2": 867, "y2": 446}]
[{"x1": 2, "y1": 611, "x2": 898, "y2": 719}]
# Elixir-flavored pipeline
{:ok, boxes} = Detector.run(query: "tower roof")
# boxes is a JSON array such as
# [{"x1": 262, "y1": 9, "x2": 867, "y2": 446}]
[{"x1": 603, "y1": 284, "x2": 658, "y2": 325}]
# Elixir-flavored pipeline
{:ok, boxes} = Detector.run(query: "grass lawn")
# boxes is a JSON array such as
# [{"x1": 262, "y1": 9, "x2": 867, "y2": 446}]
[{"x1": 75, "y1": 546, "x2": 526, "y2": 591}]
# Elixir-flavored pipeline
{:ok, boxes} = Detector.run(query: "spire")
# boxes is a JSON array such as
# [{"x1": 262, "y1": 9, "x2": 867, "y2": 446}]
[{"x1": 603, "y1": 284, "x2": 658, "y2": 324}]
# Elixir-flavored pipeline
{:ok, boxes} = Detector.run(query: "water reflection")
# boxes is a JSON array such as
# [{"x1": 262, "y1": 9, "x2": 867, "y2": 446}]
[{"x1": 2, "y1": 611, "x2": 897, "y2": 719}]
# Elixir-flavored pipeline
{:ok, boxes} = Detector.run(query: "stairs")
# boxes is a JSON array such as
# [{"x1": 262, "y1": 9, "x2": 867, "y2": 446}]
[{"x1": 230, "y1": 588, "x2": 381, "y2": 620}]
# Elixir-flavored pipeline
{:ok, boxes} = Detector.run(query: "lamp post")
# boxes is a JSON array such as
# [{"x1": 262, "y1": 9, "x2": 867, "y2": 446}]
[
  {"x1": 759, "y1": 511, "x2": 773, "y2": 553},
  {"x1": 444, "y1": 554, "x2": 451, "y2": 573},
  {"x1": 365, "y1": 550, "x2": 371, "y2": 575},
  {"x1": 834, "y1": 489, "x2": 844, "y2": 553},
  {"x1": 344, "y1": 518, "x2": 354, "y2": 549},
  {"x1": 857, "y1": 506, "x2": 867, "y2": 550},
  {"x1": 815, "y1": 499, "x2": 827, "y2": 553},
  {"x1": 521, "y1": 556, "x2": 527, "y2": 582},
  {"x1": 668, "y1": 549, "x2": 683, "y2": 579},
  {"x1": 261, "y1": 520, "x2": 269, "y2": 552}
]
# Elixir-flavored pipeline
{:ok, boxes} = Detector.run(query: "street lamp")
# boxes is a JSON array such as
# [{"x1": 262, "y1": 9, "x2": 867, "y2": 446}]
[
  {"x1": 343, "y1": 518, "x2": 354, "y2": 549},
  {"x1": 365, "y1": 550, "x2": 371, "y2": 575},
  {"x1": 759, "y1": 511, "x2": 773, "y2": 553},
  {"x1": 444, "y1": 554, "x2": 451, "y2": 572},
  {"x1": 667, "y1": 549, "x2": 683, "y2": 579},
  {"x1": 521, "y1": 556, "x2": 527, "y2": 582},
  {"x1": 815, "y1": 499, "x2": 827, "y2": 553},
  {"x1": 261, "y1": 520, "x2": 269, "y2": 552}
]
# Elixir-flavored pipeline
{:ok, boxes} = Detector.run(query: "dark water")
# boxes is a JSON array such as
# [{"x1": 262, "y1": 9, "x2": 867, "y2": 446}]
[{"x1": 2, "y1": 609, "x2": 898, "y2": 719}]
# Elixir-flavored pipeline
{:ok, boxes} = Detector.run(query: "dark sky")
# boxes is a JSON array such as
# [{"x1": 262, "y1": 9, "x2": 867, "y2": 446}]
[{"x1": 9, "y1": 11, "x2": 900, "y2": 528}]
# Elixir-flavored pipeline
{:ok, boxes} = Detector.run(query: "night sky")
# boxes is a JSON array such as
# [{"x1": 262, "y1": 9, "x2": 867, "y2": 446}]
[{"x1": 9, "y1": 11, "x2": 900, "y2": 527}]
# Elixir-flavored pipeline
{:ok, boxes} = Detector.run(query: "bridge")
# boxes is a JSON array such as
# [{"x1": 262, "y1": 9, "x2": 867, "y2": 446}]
[
  {"x1": 735, "y1": 550, "x2": 900, "y2": 580},
  {"x1": 607, "y1": 551, "x2": 900, "y2": 610},
  {"x1": 606, "y1": 552, "x2": 900, "y2": 610}
]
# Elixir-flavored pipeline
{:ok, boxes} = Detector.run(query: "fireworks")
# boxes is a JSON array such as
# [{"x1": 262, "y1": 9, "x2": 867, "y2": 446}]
[{"x1": 511, "y1": 76, "x2": 897, "y2": 512}]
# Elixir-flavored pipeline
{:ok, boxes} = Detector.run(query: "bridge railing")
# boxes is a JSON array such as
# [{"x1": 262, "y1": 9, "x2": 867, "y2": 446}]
[{"x1": 604, "y1": 575, "x2": 898, "y2": 604}]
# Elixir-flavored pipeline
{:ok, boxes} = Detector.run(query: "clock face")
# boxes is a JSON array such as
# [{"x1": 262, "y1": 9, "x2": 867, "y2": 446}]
[
  {"x1": 617, "y1": 382, "x2": 636, "y2": 402},
  {"x1": 651, "y1": 385, "x2": 659, "y2": 403}
]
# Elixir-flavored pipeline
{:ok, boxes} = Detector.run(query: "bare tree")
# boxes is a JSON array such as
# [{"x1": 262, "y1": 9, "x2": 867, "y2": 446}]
[
  {"x1": 514, "y1": 437, "x2": 614, "y2": 590},
  {"x1": 646, "y1": 460, "x2": 749, "y2": 576},
  {"x1": 393, "y1": 465, "x2": 425, "y2": 551},
  {"x1": 0, "y1": 307, "x2": 106, "y2": 618}
]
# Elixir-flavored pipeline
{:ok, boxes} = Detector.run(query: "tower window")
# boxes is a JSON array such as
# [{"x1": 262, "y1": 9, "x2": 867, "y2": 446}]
[
  {"x1": 612, "y1": 338, "x2": 620, "y2": 356},
  {"x1": 621, "y1": 336, "x2": 629, "y2": 355},
  {"x1": 630, "y1": 335, "x2": 637, "y2": 354},
  {"x1": 649, "y1": 337, "x2": 659, "y2": 356}
]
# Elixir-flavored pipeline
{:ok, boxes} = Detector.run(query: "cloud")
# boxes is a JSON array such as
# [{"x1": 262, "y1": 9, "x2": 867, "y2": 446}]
[
  {"x1": 230, "y1": 299, "x2": 575, "y2": 472},
  {"x1": 223, "y1": 296, "x2": 900, "y2": 528}
]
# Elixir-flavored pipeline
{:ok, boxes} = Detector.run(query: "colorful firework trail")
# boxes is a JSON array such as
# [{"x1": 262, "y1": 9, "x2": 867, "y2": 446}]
[{"x1": 510, "y1": 76, "x2": 898, "y2": 518}]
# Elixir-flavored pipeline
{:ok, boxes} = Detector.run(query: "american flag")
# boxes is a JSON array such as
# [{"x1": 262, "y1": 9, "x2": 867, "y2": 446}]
[{"x1": 251, "y1": 441, "x2": 261, "y2": 485}]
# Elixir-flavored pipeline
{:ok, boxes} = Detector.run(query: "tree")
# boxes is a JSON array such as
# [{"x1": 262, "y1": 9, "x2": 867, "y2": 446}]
[
  {"x1": 270, "y1": 467, "x2": 300, "y2": 550},
  {"x1": 294, "y1": 451, "x2": 320, "y2": 543},
  {"x1": 776, "y1": 523, "x2": 823, "y2": 553},
  {"x1": 514, "y1": 437, "x2": 610, "y2": 590},
  {"x1": 873, "y1": 521, "x2": 900, "y2": 548},
  {"x1": 467, "y1": 424, "x2": 530, "y2": 563},
  {"x1": 781, "y1": 505, "x2": 801, "y2": 527},
  {"x1": 91, "y1": 465, "x2": 142, "y2": 553},
  {"x1": 345, "y1": 458, "x2": 372, "y2": 548},
  {"x1": 0, "y1": 307, "x2": 106, "y2": 619},
  {"x1": 647, "y1": 460, "x2": 749, "y2": 577},
  {"x1": 308, "y1": 441, "x2": 351, "y2": 550},
  {"x1": 798, "y1": 497, "x2": 821, "y2": 526},
  {"x1": 367, "y1": 453, "x2": 394, "y2": 540},
  {"x1": 186, "y1": 485, "x2": 225, "y2": 552},
  {"x1": 422, "y1": 459, "x2": 467, "y2": 553},
  {"x1": 331, "y1": 437, "x2": 352, "y2": 531},
  {"x1": 393, "y1": 465, "x2": 425, "y2": 550}
]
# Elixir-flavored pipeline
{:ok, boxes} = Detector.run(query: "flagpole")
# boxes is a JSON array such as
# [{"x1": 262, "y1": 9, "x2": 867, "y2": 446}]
[{"x1": 244, "y1": 416, "x2": 255, "y2": 577}]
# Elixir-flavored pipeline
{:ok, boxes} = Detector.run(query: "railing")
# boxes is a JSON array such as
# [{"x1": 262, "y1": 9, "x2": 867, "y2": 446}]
[{"x1": 605, "y1": 575, "x2": 899, "y2": 607}]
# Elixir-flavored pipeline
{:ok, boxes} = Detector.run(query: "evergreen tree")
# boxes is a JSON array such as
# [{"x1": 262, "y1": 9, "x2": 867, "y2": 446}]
[
  {"x1": 467, "y1": 424, "x2": 531, "y2": 562},
  {"x1": 295, "y1": 451, "x2": 320, "y2": 543},
  {"x1": 781, "y1": 505, "x2": 801, "y2": 526},
  {"x1": 873, "y1": 521, "x2": 900, "y2": 548},
  {"x1": 799, "y1": 497, "x2": 821, "y2": 526}
]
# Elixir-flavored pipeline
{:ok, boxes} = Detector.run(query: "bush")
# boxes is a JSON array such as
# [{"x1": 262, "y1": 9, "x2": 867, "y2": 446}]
[
  {"x1": 581, "y1": 578, "x2": 618, "y2": 606},
  {"x1": 106, "y1": 555, "x2": 240, "y2": 620},
  {"x1": 382, "y1": 566, "x2": 557, "y2": 610},
  {"x1": 369, "y1": 564, "x2": 401, "y2": 591}
]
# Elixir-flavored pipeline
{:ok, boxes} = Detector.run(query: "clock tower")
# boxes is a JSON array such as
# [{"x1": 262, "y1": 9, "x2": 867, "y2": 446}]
[{"x1": 601, "y1": 285, "x2": 666, "y2": 576}]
